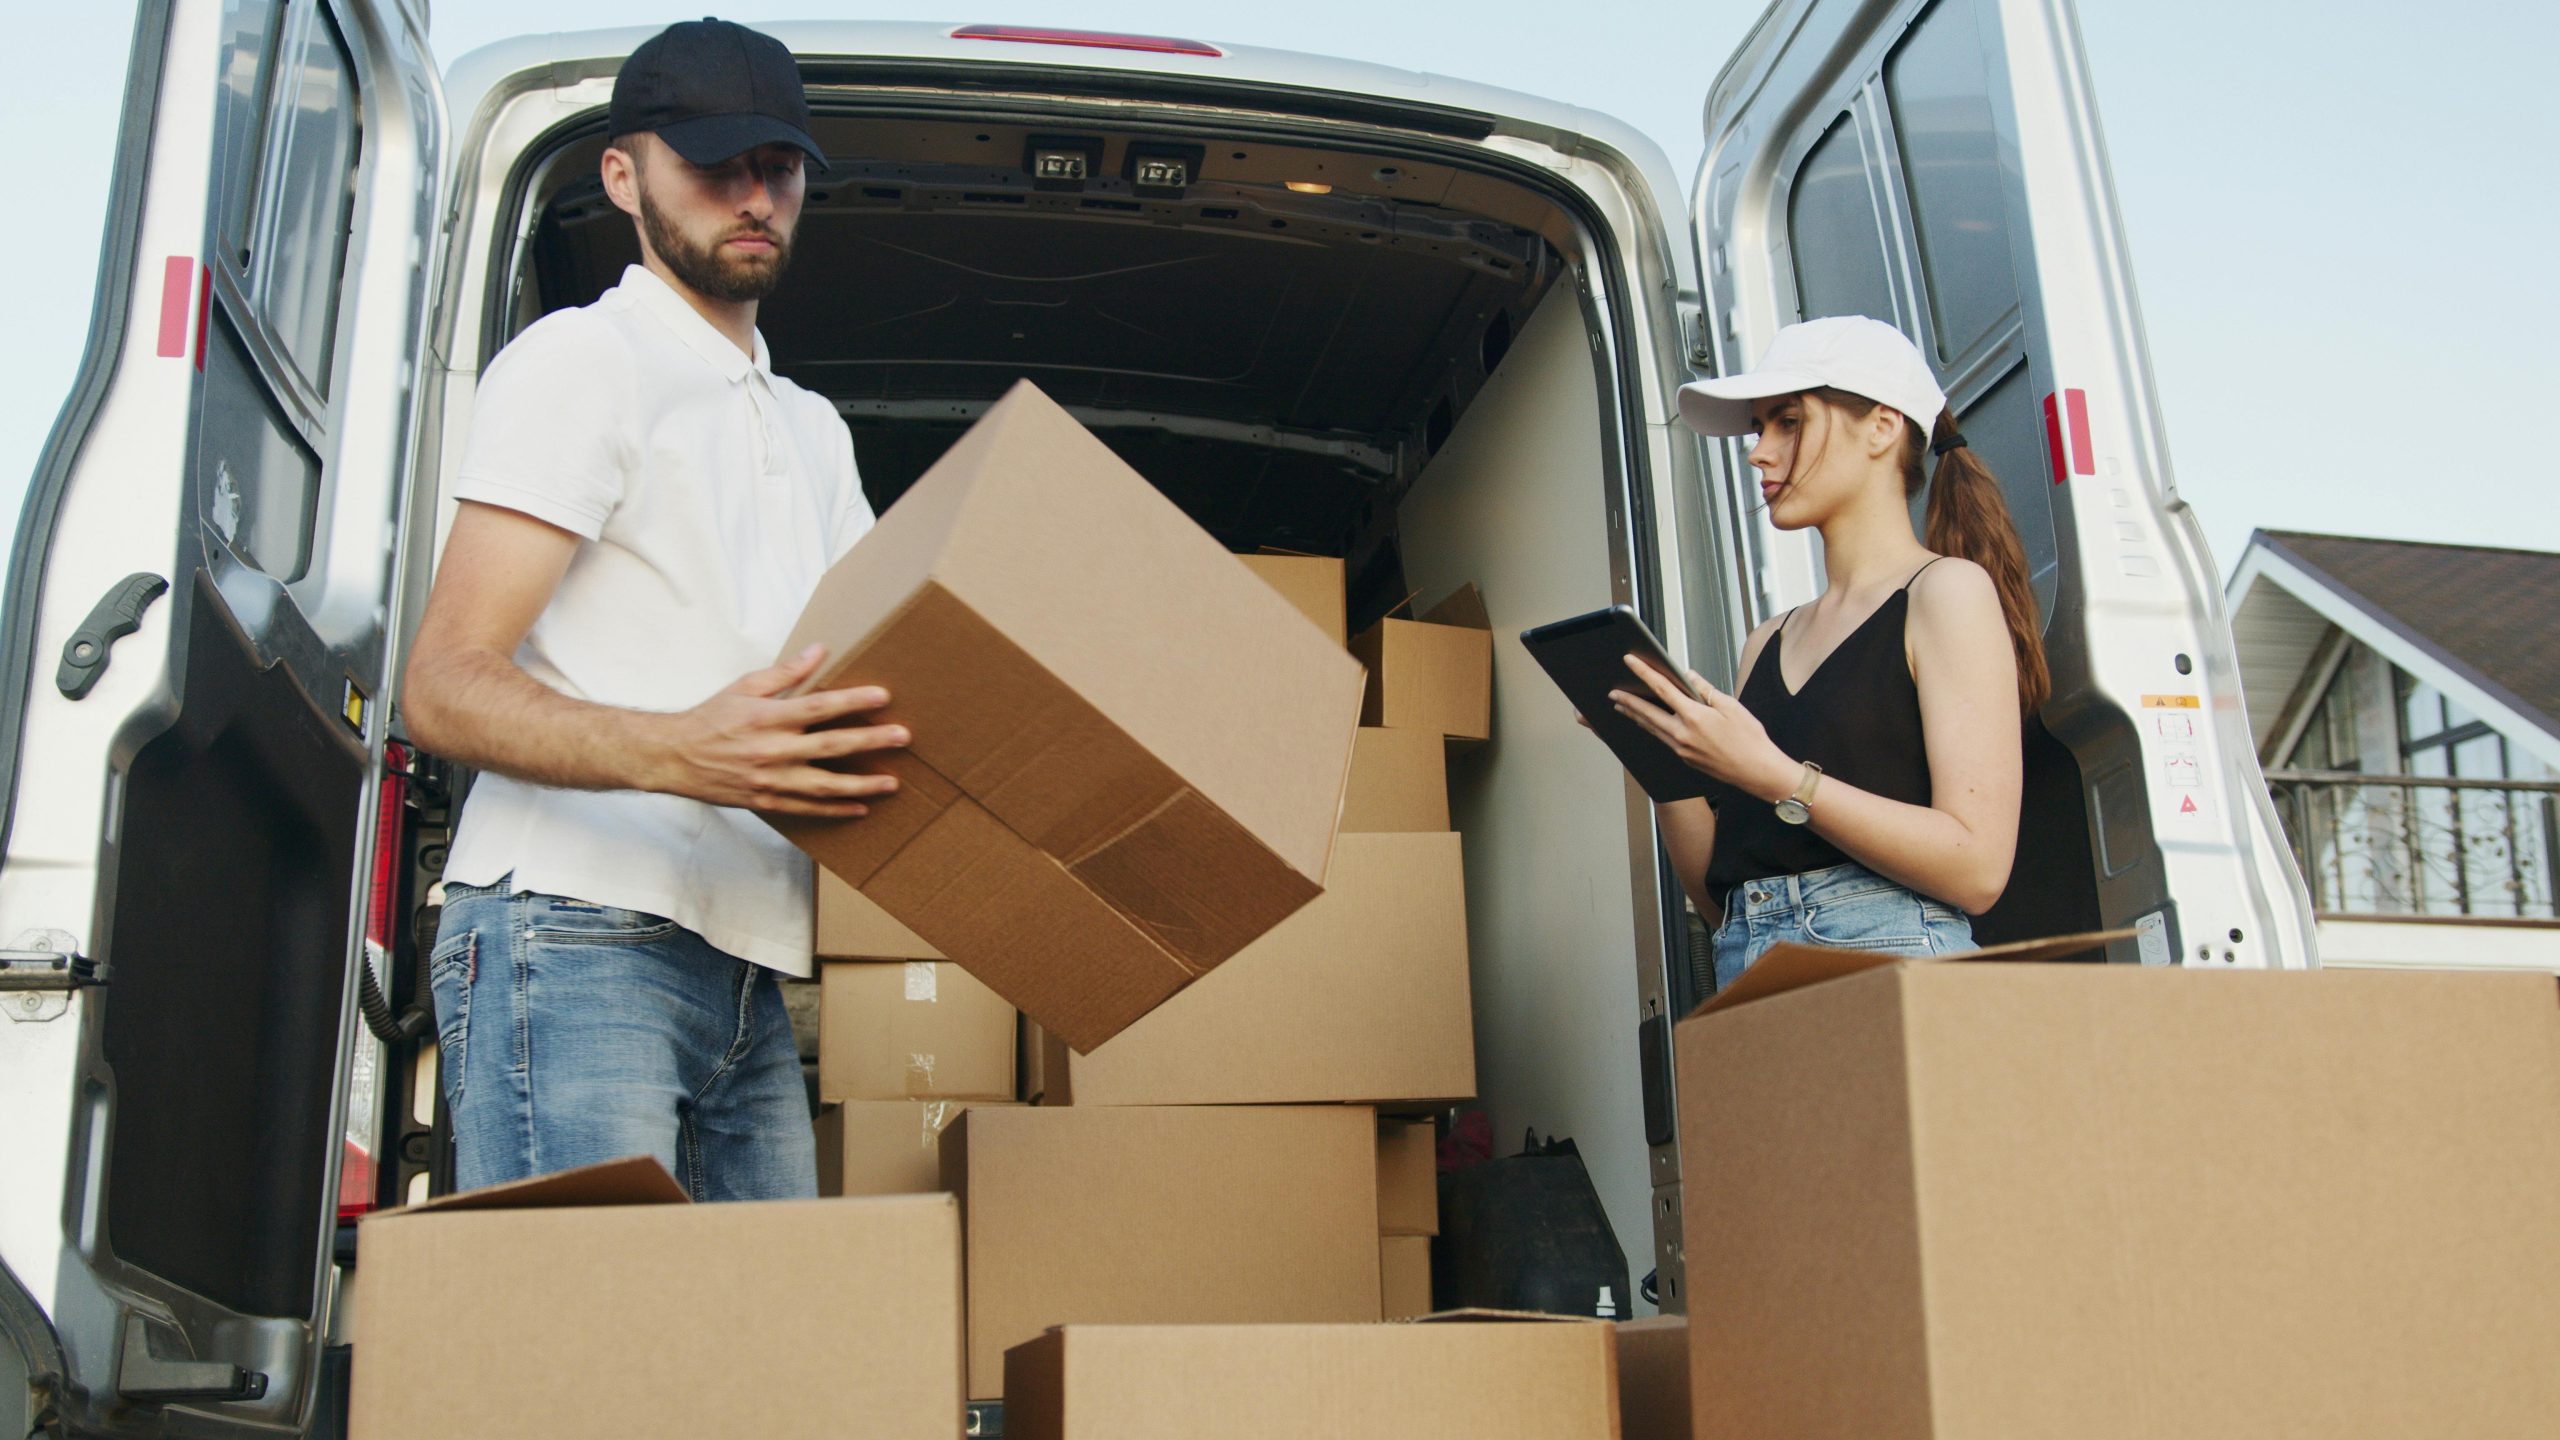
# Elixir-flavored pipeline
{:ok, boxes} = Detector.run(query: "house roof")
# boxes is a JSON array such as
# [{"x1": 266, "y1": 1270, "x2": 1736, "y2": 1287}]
[{"x1": 2242, "y1": 530, "x2": 2560, "y2": 754}]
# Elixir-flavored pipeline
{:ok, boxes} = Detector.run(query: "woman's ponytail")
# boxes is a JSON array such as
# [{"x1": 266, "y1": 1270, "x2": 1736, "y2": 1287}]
[{"x1": 1916, "y1": 410, "x2": 2050, "y2": 715}]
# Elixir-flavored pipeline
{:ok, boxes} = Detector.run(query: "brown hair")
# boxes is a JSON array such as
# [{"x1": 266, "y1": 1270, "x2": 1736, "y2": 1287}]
[{"x1": 1808, "y1": 387, "x2": 2051, "y2": 714}]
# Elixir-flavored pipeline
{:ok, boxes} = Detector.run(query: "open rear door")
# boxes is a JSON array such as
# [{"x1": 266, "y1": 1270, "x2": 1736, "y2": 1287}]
[
  {"x1": 0, "y1": 0, "x2": 443, "y2": 1432},
  {"x1": 1690, "y1": 0, "x2": 2314, "y2": 968}
]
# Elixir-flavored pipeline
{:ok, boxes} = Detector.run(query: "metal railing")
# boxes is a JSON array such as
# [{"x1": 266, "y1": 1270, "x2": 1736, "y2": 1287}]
[{"x1": 2265, "y1": 769, "x2": 2560, "y2": 922}]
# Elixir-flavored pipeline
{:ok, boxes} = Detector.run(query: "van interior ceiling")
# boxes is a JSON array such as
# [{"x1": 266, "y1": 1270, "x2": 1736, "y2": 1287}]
[{"x1": 511, "y1": 115, "x2": 1578, "y2": 620}]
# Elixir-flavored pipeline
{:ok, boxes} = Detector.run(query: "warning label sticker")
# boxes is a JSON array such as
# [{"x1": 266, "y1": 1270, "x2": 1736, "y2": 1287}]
[{"x1": 2142, "y1": 694, "x2": 2202, "y2": 709}]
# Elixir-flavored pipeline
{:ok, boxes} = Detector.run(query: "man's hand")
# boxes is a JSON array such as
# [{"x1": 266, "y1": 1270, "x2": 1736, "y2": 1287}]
[
  {"x1": 639, "y1": 644, "x2": 908, "y2": 818},
  {"x1": 1610, "y1": 654, "x2": 1797, "y2": 800}
]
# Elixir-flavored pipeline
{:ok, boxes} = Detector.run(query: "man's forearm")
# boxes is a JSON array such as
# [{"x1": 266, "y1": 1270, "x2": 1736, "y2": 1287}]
[{"x1": 406, "y1": 647, "x2": 671, "y2": 793}]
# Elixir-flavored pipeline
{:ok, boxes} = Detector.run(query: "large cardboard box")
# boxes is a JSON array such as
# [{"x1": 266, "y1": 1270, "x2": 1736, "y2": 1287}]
[
  {"x1": 769, "y1": 381, "x2": 1366, "y2": 1051},
  {"x1": 1380, "y1": 1236, "x2": 1433, "y2": 1320},
  {"x1": 816, "y1": 868, "x2": 941, "y2": 960},
  {"x1": 1043, "y1": 832, "x2": 1475, "y2": 1107},
  {"x1": 816, "y1": 1099, "x2": 1020, "y2": 1197},
  {"x1": 1675, "y1": 935, "x2": 2560, "y2": 1440},
  {"x1": 1004, "y1": 1321, "x2": 1619, "y2": 1439},
  {"x1": 1238, "y1": 552, "x2": 1347, "y2": 647},
  {"x1": 350, "y1": 1158, "x2": 963, "y2": 1438},
  {"x1": 1376, "y1": 1117, "x2": 1438, "y2": 1235},
  {"x1": 943, "y1": 1106, "x2": 1381, "y2": 1398},
  {"x1": 818, "y1": 960, "x2": 1015, "y2": 1102},
  {"x1": 1614, "y1": 1315, "x2": 1691, "y2": 1440},
  {"x1": 1350, "y1": 584, "x2": 1492, "y2": 741},
  {"x1": 1339, "y1": 726, "x2": 1449, "y2": 832}
]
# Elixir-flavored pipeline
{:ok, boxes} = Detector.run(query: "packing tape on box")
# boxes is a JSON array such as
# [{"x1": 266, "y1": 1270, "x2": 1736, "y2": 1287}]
[
  {"x1": 919, "y1": 1100, "x2": 954, "y2": 1150},
  {"x1": 904, "y1": 961, "x2": 937, "y2": 1002},
  {"x1": 906, "y1": 1052, "x2": 936, "y2": 1097}
]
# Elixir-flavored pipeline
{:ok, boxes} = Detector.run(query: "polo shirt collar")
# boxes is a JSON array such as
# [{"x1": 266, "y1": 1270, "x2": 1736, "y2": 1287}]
[{"x1": 618, "y1": 263, "x2": 773, "y2": 382}]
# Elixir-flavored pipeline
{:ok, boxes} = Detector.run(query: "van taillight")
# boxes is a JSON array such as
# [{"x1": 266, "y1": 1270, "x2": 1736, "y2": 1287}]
[
  {"x1": 951, "y1": 24, "x2": 1222, "y2": 57},
  {"x1": 341, "y1": 742, "x2": 410, "y2": 1220},
  {"x1": 365, "y1": 742, "x2": 409, "y2": 952}
]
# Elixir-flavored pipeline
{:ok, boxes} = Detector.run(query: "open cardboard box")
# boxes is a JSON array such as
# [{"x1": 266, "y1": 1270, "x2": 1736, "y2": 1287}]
[
  {"x1": 1675, "y1": 928, "x2": 2560, "y2": 1439},
  {"x1": 350, "y1": 1158, "x2": 964, "y2": 1439},
  {"x1": 1350, "y1": 584, "x2": 1493, "y2": 742}
]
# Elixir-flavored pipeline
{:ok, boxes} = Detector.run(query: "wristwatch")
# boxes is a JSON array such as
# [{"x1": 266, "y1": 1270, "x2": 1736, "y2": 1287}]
[{"x1": 1773, "y1": 762, "x2": 1823, "y2": 826}]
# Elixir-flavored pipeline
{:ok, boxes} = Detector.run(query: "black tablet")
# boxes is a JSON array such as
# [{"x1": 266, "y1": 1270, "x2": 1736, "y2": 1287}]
[{"x1": 1519, "y1": 606, "x2": 1714, "y2": 802}]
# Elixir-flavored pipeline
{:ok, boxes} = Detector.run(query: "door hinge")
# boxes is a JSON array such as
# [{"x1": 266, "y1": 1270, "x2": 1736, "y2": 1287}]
[{"x1": 1, "y1": 949, "x2": 105, "y2": 1010}]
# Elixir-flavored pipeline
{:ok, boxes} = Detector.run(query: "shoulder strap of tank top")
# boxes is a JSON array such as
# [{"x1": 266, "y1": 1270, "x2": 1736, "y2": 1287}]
[{"x1": 1901, "y1": 555, "x2": 1949, "y2": 591}]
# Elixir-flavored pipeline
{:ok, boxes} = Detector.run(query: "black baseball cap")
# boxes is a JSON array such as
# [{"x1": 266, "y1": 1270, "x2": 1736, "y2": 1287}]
[{"x1": 608, "y1": 18, "x2": 828, "y2": 172}]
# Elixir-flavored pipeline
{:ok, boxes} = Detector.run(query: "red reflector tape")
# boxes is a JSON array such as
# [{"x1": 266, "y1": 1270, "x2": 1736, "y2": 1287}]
[
  {"x1": 2042, "y1": 388, "x2": 2097, "y2": 483},
  {"x1": 2065, "y1": 388, "x2": 2095, "y2": 475},
  {"x1": 952, "y1": 23, "x2": 1222, "y2": 56},
  {"x1": 156, "y1": 256, "x2": 194, "y2": 358}
]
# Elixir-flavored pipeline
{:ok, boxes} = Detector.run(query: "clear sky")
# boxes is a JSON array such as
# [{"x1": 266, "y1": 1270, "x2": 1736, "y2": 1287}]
[{"x1": 7, "y1": 1, "x2": 2556, "y2": 578}]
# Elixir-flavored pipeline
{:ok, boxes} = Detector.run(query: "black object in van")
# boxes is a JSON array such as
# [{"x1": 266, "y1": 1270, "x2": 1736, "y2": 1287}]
[{"x1": 1433, "y1": 1132, "x2": 1631, "y2": 1320}]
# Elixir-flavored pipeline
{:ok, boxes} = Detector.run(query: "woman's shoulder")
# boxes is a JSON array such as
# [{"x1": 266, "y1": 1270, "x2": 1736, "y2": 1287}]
[{"x1": 1905, "y1": 554, "x2": 1998, "y2": 619}]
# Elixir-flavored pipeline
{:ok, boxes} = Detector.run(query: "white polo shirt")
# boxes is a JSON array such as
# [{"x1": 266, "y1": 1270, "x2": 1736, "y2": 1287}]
[{"x1": 440, "y1": 264, "x2": 873, "y2": 977}]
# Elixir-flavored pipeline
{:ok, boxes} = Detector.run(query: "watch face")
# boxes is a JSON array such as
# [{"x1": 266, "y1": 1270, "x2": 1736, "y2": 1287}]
[{"x1": 1774, "y1": 798, "x2": 1811, "y2": 826}]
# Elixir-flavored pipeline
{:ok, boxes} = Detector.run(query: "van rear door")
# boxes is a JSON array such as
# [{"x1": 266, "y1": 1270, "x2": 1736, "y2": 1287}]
[
  {"x1": 0, "y1": 0, "x2": 442, "y2": 1432},
  {"x1": 1690, "y1": 0, "x2": 2315, "y2": 967}
]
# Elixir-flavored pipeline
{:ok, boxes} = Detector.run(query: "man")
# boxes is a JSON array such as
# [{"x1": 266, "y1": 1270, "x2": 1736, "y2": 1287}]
[{"x1": 404, "y1": 19, "x2": 896, "y2": 1200}]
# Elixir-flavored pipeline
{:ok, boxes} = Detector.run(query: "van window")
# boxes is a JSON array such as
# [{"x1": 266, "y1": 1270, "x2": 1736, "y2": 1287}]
[
  {"x1": 213, "y1": 0, "x2": 287, "y2": 268},
  {"x1": 197, "y1": 0, "x2": 365, "y2": 584},
  {"x1": 1786, "y1": 112, "x2": 1896, "y2": 325},
  {"x1": 1778, "y1": 0, "x2": 2062, "y2": 613},
  {"x1": 201, "y1": 317, "x2": 321, "y2": 581},
  {"x1": 1884, "y1": 0, "x2": 2023, "y2": 365},
  {"x1": 256, "y1": 7, "x2": 361, "y2": 393}
]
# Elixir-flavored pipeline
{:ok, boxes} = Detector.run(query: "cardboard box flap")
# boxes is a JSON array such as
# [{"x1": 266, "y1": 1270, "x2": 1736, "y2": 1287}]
[
  {"x1": 366, "y1": 1155, "x2": 688, "y2": 1220},
  {"x1": 1688, "y1": 928, "x2": 2136, "y2": 1019},
  {"x1": 1420, "y1": 583, "x2": 1490, "y2": 632}
]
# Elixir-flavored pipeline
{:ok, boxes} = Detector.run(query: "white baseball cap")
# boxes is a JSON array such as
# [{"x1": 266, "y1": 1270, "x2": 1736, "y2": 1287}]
[{"x1": 1676, "y1": 315, "x2": 1945, "y2": 438}]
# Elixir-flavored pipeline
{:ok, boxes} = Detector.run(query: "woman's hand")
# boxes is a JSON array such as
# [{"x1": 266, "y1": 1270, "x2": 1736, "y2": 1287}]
[{"x1": 1611, "y1": 656, "x2": 1799, "y2": 800}]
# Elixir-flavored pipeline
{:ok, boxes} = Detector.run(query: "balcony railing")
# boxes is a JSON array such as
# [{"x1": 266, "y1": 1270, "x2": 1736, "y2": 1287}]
[{"x1": 2265, "y1": 769, "x2": 2560, "y2": 922}]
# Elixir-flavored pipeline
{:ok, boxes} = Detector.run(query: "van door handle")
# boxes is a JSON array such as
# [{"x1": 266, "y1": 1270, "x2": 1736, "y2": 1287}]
[{"x1": 55, "y1": 572, "x2": 168, "y2": 700}]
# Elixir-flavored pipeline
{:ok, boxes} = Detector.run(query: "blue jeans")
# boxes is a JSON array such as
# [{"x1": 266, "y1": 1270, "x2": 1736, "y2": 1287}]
[
  {"x1": 1710, "y1": 861, "x2": 1975, "y2": 993},
  {"x1": 427, "y1": 877, "x2": 816, "y2": 1201}
]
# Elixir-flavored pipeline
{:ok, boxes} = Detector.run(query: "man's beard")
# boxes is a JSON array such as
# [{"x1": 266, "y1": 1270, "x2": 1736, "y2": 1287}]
[{"x1": 636, "y1": 181, "x2": 794, "y2": 303}]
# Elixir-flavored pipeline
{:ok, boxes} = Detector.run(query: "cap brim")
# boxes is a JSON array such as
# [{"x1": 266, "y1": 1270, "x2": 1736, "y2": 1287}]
[
  {"x1": 1675, "y1": 370, "x2": 1826, "y2": 436},
  {"x1": 655, "y1": 113, "x2": 830, "y2": 172}
]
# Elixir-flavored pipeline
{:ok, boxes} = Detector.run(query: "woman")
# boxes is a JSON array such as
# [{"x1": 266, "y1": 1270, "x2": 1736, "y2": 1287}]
[{"x1": 1610, "y1": 316, "x2": 2049, "y2": 989}]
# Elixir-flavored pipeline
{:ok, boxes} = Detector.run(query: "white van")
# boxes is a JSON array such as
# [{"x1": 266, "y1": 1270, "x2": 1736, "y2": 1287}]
[{"x1": 0, "y1": 0, "x2": 2314, "y2": 1432}]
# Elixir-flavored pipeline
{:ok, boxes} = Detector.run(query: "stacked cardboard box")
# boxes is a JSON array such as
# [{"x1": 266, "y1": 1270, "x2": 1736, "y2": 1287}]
[
  {"x1": 1026, "y1": 560, "x2": 1485, "y2": 1108},
  {"x1": 1376, "y1": 1117, "x2": 1439, "y2": 1320},
  {"x1": 944, "y1": 1105, "x2": 1384, "y2": 1400},
  {"x1": 936, "y1": 553, "x2": 1494, "y2": 1402},
  {"x1": 810, "y1": 872, "x2": 1019, "y2": 1198}
]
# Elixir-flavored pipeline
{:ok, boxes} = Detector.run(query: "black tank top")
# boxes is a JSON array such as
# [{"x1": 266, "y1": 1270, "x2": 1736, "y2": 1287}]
[{"x1": 1702, "y1": 563, "x2": 1939, "y2": 904}]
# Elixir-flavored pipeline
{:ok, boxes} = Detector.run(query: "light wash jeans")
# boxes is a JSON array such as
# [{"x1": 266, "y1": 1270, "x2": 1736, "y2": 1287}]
[
  {"x1": 427, "y1": 876, "x2": 816, "y2": 1200},
  {"x1": 1710, "y1": 860, "x2": 1976, "y2": 994}
]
